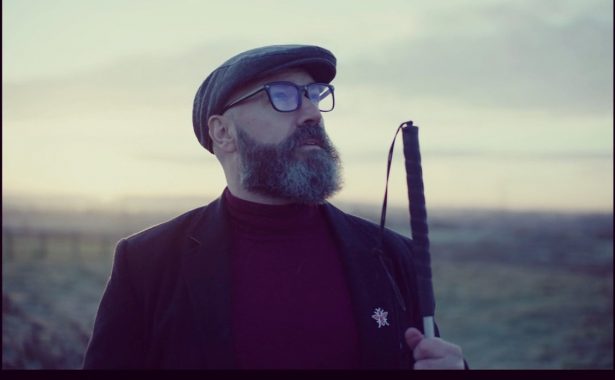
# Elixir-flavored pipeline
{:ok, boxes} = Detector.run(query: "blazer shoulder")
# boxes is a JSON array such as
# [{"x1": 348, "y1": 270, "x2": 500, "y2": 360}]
[
  {"x1": 324, "y1": 202, "x2": 412, "y2": 248},
  {"x1": 126, "y1": 207, "x2": 202, "y2": 245},
  {"x1": 121, "y1": 197, "x2": 222, "y2": 257}
]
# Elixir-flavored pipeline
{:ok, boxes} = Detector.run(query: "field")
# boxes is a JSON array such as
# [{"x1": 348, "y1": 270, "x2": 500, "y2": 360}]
[{"x1": 2, "y1": 204, "x2": 613, "y2": 369}]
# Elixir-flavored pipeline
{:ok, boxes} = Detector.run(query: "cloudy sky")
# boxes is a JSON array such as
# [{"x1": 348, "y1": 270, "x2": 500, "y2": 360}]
[{"x1": 2, "y1": 0, "x2": 613, "y2": 212}]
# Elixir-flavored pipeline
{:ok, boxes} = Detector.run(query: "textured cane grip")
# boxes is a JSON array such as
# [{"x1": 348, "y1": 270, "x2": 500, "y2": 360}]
[{"x1": 401, "y1": 124, "x2": 435, "y2": 320}]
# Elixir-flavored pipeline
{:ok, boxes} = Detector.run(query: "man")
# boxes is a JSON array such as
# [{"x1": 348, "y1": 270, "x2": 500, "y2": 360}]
[{"x1": 83, "y1": 44, "x2": 465, "y2": 369}]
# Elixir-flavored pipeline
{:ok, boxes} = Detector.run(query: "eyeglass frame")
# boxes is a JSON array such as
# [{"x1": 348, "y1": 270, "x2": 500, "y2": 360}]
[{"x1": 221, "y1": 81, "x2": 335, "y2": 114}]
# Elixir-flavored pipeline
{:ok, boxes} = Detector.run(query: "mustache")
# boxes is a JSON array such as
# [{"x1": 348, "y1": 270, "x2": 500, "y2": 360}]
[{"x1": 285, "y1": 123, "x2": 332, "y2": 152}]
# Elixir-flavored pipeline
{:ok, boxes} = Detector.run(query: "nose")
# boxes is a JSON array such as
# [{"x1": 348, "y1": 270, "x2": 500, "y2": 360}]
[{"x1": 296, "y1": 92, "x2": 322, "y2": 126}]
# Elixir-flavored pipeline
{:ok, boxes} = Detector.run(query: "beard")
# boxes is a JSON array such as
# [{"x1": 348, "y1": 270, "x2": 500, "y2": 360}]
[{"x1": 236, "y1": 122, "x2": 343, "y2": 204}]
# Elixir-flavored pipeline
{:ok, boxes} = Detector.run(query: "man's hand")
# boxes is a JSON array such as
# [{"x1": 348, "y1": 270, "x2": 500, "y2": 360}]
[{"x1": 404, "y1": 327, "x2": 465, "y2": 369}]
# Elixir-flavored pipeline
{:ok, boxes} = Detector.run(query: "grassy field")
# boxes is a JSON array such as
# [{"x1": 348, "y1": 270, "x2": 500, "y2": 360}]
[
  {"x1": 2, "y1": 207, "x2": 613, "y2": 369},
  {"x1": 424, "y1": 210, "x2": 613, "y2": 369},
  {"x1": 433, "y1": 260, "x2": 612, "y2": 368}
]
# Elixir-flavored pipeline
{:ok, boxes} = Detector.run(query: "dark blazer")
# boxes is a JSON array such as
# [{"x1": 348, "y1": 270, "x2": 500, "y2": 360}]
[{"x1": 83, "y1": 194, "x2": 430, "y2": 369}]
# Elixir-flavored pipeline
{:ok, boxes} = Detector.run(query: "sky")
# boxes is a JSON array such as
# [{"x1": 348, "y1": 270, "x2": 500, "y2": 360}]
[{"x1": 2, "y1": 0, "x2": 613, "y2": 213}]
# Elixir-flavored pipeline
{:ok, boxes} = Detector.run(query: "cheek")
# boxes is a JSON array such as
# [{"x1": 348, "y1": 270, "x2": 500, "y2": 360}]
[
  {"x1": 245, "y1": 117, "x2": 295, "y2": 145},
  {"x1": 231, "y1": 99, "x2": 297, "y2": 144}
]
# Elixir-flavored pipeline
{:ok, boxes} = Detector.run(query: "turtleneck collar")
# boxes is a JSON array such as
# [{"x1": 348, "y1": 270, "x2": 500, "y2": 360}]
[{"x1": 223, "y1": 188, "x2": 323, "y2": 235}]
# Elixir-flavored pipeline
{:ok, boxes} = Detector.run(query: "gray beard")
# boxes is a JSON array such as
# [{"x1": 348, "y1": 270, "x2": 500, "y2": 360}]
[{"x1": 236, "y1": 123, "x2": 343, "y2": 204}]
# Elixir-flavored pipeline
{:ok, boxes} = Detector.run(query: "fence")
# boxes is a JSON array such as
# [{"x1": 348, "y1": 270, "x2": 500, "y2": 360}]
[{"x1": 2, "y1": 227, "x2": 124, "y2": 262}]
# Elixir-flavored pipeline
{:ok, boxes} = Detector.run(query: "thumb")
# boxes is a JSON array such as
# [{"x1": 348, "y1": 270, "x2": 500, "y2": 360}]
[{"x1": 404, "y1": 327, "x2": 424, "y2": 351}]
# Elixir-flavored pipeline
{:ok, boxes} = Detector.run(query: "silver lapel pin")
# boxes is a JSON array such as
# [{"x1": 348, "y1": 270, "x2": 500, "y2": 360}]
[{"x1": 371, "y1": 307, "x2": 390, "y2": 328}]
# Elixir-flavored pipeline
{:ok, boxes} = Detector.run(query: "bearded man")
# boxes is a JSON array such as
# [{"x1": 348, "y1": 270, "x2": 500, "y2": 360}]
[{"x1": 83, "y1": 45, "x2": 465, "y2": 370}]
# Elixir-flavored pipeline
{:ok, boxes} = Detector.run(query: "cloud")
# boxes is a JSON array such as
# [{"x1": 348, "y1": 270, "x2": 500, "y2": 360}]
[
  {"x1": 338, "y1": 0, "x2": 613, "y2": 115},
  {"x1": 2, "y1": 41, "x2": 239, "y2": 122},
  {"x1": 3, "y1": 1, "x2": 611, "y2": 124}
]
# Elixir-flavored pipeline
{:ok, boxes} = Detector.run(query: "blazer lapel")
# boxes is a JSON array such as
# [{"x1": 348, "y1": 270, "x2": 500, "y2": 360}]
[
  {"x1": 181, "y1": 196, "x2": 236, "y2": 369},
  {"x1": 323, "y1": 203, "x2": 405, "y2": 369}
]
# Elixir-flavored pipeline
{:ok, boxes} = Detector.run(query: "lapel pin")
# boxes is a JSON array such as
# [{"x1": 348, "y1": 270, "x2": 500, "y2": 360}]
[{"x1": 371, "y1": 307, "x2": 390, "y2": 328}]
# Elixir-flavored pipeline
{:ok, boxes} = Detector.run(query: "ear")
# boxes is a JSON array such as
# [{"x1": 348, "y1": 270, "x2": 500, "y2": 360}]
[{"x1": 208, "y1": 115, "x2": 237, "y2": 153}]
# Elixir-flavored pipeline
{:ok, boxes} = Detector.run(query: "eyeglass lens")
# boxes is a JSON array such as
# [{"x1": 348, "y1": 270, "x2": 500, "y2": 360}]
[{"x1": 268, "y1": 83, "x2": 334, "y2": 112}]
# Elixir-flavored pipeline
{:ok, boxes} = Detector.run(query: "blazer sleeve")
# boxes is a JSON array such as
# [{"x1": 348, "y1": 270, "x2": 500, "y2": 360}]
[{"x1": 83, "y1": 239, "x2": 146, "y2": 369}]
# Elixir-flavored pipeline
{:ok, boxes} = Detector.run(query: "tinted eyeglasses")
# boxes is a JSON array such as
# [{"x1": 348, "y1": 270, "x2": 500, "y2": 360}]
[{"x1": 221, "y1": 81, "x2": 335, "y2": 114}]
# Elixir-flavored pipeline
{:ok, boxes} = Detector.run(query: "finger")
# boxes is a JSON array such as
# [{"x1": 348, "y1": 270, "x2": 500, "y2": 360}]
[
  {"x1": 404, "y1": 327, "x2": 424, "y2": 351},
  {"x1": 413, "y1": 338, "x2": 464, "y2": 365},
  {"x1": 414, "y1": 356, "x2": 465, "y2": 370},
  {"x1": 414, "y1": 357, "x2": 446, "y2": 370},
  {"x1": 415, "y1": 357, "x2": 442, "y2": 370},
  {"x1": 414, "y1": 338, "x2": 462, "y2": 359}
]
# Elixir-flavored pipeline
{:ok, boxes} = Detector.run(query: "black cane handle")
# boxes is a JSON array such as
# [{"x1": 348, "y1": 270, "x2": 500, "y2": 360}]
[{"x1": 401, "y1": 122, "x2": 435, "y2": 337}]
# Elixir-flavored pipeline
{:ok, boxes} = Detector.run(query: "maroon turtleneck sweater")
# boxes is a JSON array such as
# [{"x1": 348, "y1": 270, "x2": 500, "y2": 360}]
[{"x1": 225, "y1": 189, "x2": 360, "y2": 369}]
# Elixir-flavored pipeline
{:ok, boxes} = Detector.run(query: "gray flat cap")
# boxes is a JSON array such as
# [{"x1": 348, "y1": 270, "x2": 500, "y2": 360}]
[{"x1": 192, "y1": 44, "x2": 337, "y2": 153}]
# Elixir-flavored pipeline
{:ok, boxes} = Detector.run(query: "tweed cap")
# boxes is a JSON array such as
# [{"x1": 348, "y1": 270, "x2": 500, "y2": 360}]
[{"x1": 192, "y1": 44, "x2": 337, "y2": 153}]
